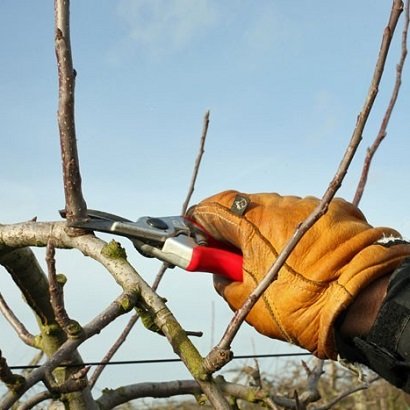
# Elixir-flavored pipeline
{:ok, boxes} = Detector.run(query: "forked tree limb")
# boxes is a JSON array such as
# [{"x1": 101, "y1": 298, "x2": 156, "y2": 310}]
[{"x1": 0, "y1": 222, "x2": 230, "y2": 409}]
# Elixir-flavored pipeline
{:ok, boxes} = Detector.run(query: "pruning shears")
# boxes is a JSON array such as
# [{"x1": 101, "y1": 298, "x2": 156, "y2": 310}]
[{"x1": 60, "y1": 209, "x2": 243, "y2": 281}]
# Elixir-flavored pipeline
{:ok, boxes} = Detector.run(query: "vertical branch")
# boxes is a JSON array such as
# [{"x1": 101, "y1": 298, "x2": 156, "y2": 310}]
[
  {"x1": 55, "y1": 0, "x2": 87, "y2": 222},
  {"x1": 181, "y1": 110, "x2": 210, "y2": 215},
  {"x1": 204, "y1": 0, "x2": 404, "y2": 371},
  {"x1": 353, "y1": 0, "x2": 409, "y2": 206},
  {"x1": 46, "y1": 240, "x2": 78, "y2": 336},
  {"x1": 46, "y1": 240, "x2": 68, "y2": 328}
]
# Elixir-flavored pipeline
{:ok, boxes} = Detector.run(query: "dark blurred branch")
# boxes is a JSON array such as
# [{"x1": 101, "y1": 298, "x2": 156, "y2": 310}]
[
  {"x1": 0, "y1": 246, "x2": 59, "y2": 329},
  {"x1": 353, "y1": 0, "x2": 409, "y2": 206},
  {"x1": 313, "y1": 376, "x2": 379, "y2": 410},
  {"x1": 0, "y1": 350, "x2": 25, "y2": 391},
  {"x1": 205, "y1": 0, "x2": 404, "y2": 369},
  {"x1": 298, "y1": 359, "x2": 324, "y2": 405},
  {"x1": 54, "y1": 0, "x2": 87, "y2": 222}
]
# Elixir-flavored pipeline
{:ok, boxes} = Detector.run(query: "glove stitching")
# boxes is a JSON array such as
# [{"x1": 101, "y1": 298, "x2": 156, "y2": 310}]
[
  {"x1": 241, "y1": 213, "x2": 329, "y2": 287},
  {"x1": 245, "y1": 266, "x2": 294, "y2": 343},
  {"x1": 193, "y1": 206, "x2": 243, "y2": 231}
]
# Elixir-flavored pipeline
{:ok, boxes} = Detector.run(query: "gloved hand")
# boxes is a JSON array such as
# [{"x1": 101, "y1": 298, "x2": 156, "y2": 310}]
[{"x1": 188, "y1": 190, "x2": 410, "y2": 359}]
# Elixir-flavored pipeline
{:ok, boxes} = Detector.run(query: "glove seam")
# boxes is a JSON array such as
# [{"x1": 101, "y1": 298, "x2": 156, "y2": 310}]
[{"x1": 246, "y1": 266, "x2": 294, "y2": 344}]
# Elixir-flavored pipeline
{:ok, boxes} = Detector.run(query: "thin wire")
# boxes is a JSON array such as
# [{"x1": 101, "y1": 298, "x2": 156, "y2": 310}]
[{"x1": 9, "y1": 352, "x2": 310, "y2": 371}]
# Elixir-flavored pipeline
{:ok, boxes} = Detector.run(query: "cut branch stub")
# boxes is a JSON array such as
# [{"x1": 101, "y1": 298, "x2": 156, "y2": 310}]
[{"x1": 202, "y1": 347, "x2": 233, "y2": 375}]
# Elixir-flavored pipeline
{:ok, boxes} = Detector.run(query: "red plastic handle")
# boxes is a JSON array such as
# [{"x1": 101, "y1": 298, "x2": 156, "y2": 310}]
[{"x1": 186, "y1": 245, "x2": 243, "y2": 281}]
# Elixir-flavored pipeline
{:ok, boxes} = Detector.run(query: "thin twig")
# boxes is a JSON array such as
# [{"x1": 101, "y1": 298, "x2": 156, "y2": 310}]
[
  {"x1": 96, "y1": 377, "x2": 269, "y2": 409},
  {"x1": 88, "y1": 312, "x2": 139, "y2": 388},
  {"x1": 204, "y1": 0, "x2": 404, "y2": 370},
  {"x1": 54, "y1": 0, "x2": 87, "y2": 222},
  {"x1": 89, "y1": 262, "x2": 168, "y2": 387},
  {"x1": 16, "y1": 391, "x2": 52, "y2": 410},
  {"x1": 313, "y1": 376, "x2": 379, "y2": 410},
  {"x1": 21, "y1": 351, "x2": 44, "y2": 378},
  {"x1": 46, "y1": 240, "x2": 69, "y2": 328},
  {"x1": 0, "y1": 292, "x2": 35, "y2": 346},
  {"x1": 181, "y1": 110, "x2": 210, "y2": 215},
  {"x1": 151, "y1": 262, "x2": 170, "y2": 290},
  {"x1": 353, "y1": 0, "x2": 409, "y2": 206}
]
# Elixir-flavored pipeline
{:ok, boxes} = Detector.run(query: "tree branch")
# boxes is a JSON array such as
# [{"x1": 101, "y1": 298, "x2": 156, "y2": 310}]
[
  {"x1": 96, "y1": 377, "x2": 269, "y2": 409},
  {"x1": 298, "y1": 359, "x2": 324, "y2": 405},
  {"x1": 204, "y1": 0, "x2": 404, "y2": 370},
  {"x1": 46, "y1": 239, "x2": 83, "y2": 339},
  {"x1": 46, "y1": 240, "x2": 71, "y2": 330},
  {"x1": 0, "y1": 221, "x2": 230, "y2": 409},
  {"x1": 353, "y1": 0, "x2": 409, "y2": 206},
  {"x1": 313, "y1": 376, "x2": 379, "y2": 410},
  {"x1": 181, "y1": 110, "x2": 210, "y2": 215},
  {"x1": 0, "y1": 245, "x2": 58, "y2": 328},
  {"x1": 88, "y1": 312, "x2": 139, "y2": 389},
  {"x1": 16, "y1": 391, "x2": 52, "y2": 410},
  {"x1": 43, "y1": 366, "x2": 90, "y2": 395},
  {"x1": 0, "y1": 292, "x2": 35, "y2": 347},
  {"x1": 54, "y1": 0, "x2": 87, "y2": 222}
]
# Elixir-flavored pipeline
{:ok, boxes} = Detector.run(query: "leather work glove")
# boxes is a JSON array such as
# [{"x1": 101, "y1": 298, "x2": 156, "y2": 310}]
[{"x1": 188, "y1": 190, "x2": 410, "y2": 359}]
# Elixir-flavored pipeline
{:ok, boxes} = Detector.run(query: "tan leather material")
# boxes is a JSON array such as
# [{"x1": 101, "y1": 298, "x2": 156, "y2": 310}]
[{"x1": 189, "y1": 190, "x2": 410, "y2": 359}]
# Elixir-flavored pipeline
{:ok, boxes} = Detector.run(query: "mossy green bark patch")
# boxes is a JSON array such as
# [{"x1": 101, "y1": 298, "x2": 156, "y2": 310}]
[
  {"x1": 65, "y1": 319, "x2": 83, "y2": 338},
  {"x1": 101, "y1": 240, "x2": 127, "y2": 259},
  {"x1": 56, "y1": 273, "x2": 67, "y2": 286},
  {"x1": 164, "y1": 320, "x2": 208, "y2": 381},
  {"x1": 119, "y1": 293, "x2": 136, "y2": 313}
]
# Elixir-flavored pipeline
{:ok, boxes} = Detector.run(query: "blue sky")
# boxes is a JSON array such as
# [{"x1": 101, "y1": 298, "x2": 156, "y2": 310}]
[{"x1": 1, "y1": 0, "x2": 410, "y2": 397}]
